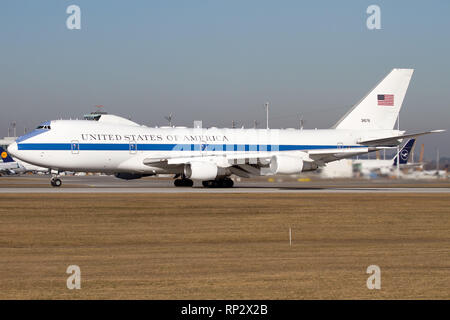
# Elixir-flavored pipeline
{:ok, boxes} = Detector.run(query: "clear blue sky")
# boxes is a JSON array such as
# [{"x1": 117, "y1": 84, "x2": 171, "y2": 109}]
[{"x1": 0, "y1": 0, "x2": 449, "y2": 158}]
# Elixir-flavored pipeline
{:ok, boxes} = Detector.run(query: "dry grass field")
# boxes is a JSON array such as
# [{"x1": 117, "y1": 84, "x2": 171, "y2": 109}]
[{"x1": 0, "y1": 193, "x2": 448, "y2": 299}]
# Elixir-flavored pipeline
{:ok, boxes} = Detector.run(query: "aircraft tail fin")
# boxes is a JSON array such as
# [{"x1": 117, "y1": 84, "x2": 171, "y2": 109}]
[
  {"x1": 0, "y1": 146, "x2": 15, "y2": 163},
  {"x1": 333, "y1": 69, "x2": 414, "y2": 130},
  {"x1": 393, "y1": 138, "x2": 416, "y2": 166}
]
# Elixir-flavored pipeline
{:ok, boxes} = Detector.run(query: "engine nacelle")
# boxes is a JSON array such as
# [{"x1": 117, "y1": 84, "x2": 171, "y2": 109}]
[
  {"x1": 270, "y1": 155, "x2": 318, "y2": 174},
  {"x1": 184, "y1": 162, "x2": 218, "y2": 180}
]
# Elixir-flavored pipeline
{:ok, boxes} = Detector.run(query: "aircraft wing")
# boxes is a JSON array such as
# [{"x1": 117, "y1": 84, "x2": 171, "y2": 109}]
[
  {"x1": 306, "y1": 147, "x2": 370, "y2": 165},
  {"x1": 144, "y1": 152, "x2": 273, "y2": 167},
  {"x1": 359, "y1": 130, "x2": 445, "y2": 147},
  {"x1": 143, "y1": 148, "x2": 370, "y2": 169},
  {"x1": 222, "y1": 148, "x2": 371, "y2": 166},
  {"x1": 226, "y1": 148, "x2": 371, "y2": 176}
]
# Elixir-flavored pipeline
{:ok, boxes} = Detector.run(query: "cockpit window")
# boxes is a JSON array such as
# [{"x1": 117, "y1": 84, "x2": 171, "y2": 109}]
[
  {"x1": 83, "y1": 115, "x2": 102, "y2": 121},
  {"x1": 36, "y1": 125, "x2": 51, "y2": 130}
]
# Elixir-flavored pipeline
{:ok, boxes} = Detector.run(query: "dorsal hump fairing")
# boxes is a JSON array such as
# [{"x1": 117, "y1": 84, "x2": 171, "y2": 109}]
[{"x1": 333, "y1": 69, "x2": 414, "y2": 130}]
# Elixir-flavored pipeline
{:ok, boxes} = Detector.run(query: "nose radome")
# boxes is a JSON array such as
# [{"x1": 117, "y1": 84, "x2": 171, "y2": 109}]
[{"x1": 7, "y1": 142, "x2": 18, "y2": 157}]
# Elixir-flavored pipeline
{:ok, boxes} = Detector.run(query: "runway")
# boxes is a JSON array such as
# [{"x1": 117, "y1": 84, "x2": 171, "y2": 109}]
[
  {"x1": 1, "y1": 175, "x2": 449, "y2": 193},
  {"x1": 1, "y1": 187, "x2": 450, "y2": 193}
]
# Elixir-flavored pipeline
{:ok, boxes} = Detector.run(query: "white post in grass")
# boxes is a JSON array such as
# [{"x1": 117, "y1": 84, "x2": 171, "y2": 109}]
[{"x1": 289, "y1": 227, "x2": 292, "y2": 247}]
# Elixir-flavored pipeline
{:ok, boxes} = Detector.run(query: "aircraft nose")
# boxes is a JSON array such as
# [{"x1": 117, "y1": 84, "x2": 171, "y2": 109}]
[{"x1": 7, "y1": 142, "x2": 18, "y2": 157}]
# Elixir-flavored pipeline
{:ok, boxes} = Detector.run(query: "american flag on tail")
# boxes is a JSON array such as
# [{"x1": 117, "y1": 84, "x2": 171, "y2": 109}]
[{"x1": 377, "y1": 94, "x2": 394, "y2": 106}]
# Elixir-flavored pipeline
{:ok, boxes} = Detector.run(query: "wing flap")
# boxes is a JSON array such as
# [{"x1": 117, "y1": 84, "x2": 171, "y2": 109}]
[
  {"x1": 307, "y1": 147, "x2": 370, "y2": 165},
  {"x1": 143, "y1": 148, "x2": 372, "y2": 168}
]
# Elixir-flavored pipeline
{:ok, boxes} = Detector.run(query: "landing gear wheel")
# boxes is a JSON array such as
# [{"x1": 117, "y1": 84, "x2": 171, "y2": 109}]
[
  {"x1": 202, "y1": 180, "x2": 215, "y2": 188},
  {"x1": 174, "y1": 179, "x2": 194, "y2": 187},
  {"x1": 51, "y1": 178, "x2": 62, "y2": 187},
  {"x1": 185, "y1": 179, "x2": 194, "y2": 187},
  {"x1": 222, "y1": 178, "x2": 234, "y2": 188},
  {"x1": 202, "y1": 178, "x2": 234, "y2": 188}
]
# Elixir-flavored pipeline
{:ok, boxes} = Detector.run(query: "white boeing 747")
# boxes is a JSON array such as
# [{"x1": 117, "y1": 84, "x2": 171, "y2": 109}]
[{"x1": 7, "y1": 69, "x2": 444, "y2": 187}]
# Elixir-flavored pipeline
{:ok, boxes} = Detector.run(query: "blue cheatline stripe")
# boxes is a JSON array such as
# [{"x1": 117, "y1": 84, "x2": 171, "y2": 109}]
[
  {"x1": 18, "y1": 143, "x2": 71, "y2": 150},
  {"x1": 17, "y1": 143, "x2": 367, "y2": 151}
]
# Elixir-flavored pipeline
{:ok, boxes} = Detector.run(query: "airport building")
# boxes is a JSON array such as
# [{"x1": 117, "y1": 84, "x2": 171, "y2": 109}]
[{"x1": 0, "y1": 136, "x2": 17, "y2": 149}]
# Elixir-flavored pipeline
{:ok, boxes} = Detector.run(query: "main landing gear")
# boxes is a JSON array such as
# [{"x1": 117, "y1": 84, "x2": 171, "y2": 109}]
[
  {"x1": 50, "y1": 177, "x2": 62, "y2": 187},
  {"x1": 173, "y1": 175, "x2": 234, "y2": 188},
  {"x1": 202, "y1": 178, "x2": 234, "y2": 188},
  {"x1": 174, "y1": 178, "x2": 194, "y2": 187}
]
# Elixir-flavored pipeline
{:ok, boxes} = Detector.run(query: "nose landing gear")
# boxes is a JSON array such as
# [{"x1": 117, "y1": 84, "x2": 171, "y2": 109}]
[{"x1": 50, "y1": 176, "x2": 62, "y2": 187}]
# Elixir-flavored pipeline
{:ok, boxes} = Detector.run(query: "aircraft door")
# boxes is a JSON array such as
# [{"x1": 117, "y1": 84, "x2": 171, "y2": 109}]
[
  {"x1": 71, "y1": 140, "x2": 80, "y2": 154},
  {"x1": 200, "y1": 139, "x2": 208, "y2": 157},
  {"x1": 129, "y1": 141, "x2": 137, "y2": 154}
]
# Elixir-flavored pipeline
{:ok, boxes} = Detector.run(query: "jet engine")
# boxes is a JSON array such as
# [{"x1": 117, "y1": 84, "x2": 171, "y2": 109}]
[
  {"x1": 184, "y1": 162, "x2": 222, "y2": 180},
  {"x1": 270, "y1": 155, "x2": 318, "y2": 174}
]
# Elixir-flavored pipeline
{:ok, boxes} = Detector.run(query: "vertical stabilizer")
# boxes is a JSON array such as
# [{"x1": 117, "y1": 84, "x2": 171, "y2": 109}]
[
  {"x1": 333, "y1": 69, "x2": 414, "y2": 130},
  {"x1": 0, "y1": 147, "x2": 15, "y2": 163},
  {"x1": 393, "y1": 139, "x2": 416, "y2": 166}
]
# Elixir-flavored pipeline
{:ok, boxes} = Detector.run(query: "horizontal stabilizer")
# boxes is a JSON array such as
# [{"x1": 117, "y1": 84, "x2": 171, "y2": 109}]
[{"x1": 359, "y1": 130, "x2": 445, "y2": 146}]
